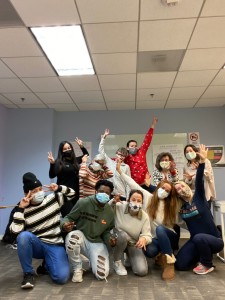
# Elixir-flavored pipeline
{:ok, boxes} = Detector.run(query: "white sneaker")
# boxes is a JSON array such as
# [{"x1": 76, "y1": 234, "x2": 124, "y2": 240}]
[
  {"x1": 72, "y1": 269, "x2": 83, "y2": 283},
  {"x1": 113, "y1": 260, "x2": 127, "y2": 276}
]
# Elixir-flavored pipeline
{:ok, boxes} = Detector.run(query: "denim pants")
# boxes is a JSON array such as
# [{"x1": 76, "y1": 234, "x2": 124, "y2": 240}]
[
  {"x1": 175, "y1": 233, "x2": 224, "y2": 270},
  {"x1": 17, "y1": 231, "x2": 70, "y2": 284},
  {"x1": 65, "y1": 230, "x2": 110, "y2": 280},
  {"x1": 113, "y1": 230, "x2": 148, "y2": 276},
  {"x1": 144, "y1": 225, "x2": 179, "y2": 258}
]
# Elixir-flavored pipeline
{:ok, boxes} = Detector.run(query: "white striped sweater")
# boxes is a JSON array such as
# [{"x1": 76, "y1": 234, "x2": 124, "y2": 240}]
[{"x1": 10, "y1": 185, "x2": 75, "y2": 244}]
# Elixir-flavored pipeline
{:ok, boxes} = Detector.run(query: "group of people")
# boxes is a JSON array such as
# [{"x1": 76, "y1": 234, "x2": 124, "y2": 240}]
[{"x1": 6, "y1": 116, "x2": 223, "y2": 290}]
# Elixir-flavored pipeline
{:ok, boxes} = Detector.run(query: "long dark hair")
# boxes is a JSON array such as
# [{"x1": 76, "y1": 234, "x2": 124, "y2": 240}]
[
  {"x1": 184, "y1": 144, "x2": 199, "y2": 164},
  {"x1": 54, "y1": 141, "x2": 79, "y2": 175}
]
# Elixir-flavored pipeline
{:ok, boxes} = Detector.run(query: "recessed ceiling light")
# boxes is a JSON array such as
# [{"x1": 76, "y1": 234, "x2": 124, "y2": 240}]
[{"x1": 30, "y1": 25, "x2": 95, "y2": 76}]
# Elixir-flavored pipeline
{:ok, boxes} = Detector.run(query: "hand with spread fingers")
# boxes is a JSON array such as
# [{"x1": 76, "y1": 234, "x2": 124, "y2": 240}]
[
  {"x1": 43, "y1": 183, "x2": 58, "y2": 192},
  {"x1": 19, "y1": 191, "x2": 33, "y2": 208},
  {"x1": 48, "y1": 151, "x2": 55, "y2": 164},
  {"x1": 75, "y1": 137, "x2": 84, "y2": 148},
  {"x1": 198, "y1": 144, "x2": 208, "y2": 163}
]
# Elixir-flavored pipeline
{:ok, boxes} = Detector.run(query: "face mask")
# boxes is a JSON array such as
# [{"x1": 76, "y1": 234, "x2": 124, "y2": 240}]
[
  {"x1": 128, "y1": 148, "x2": 138, "y2": 155},
  {"x1": 90, "y1": 162, "x2": 102, "y2": 172},
  {"x1": 96, "y1": 192, "x2": 110, "y2": 204},
  {"x1": 185, "y1": 151, "x2": 197, "y2": 161},
  {"x1": 128, "y1": 202, "x2": 142, "y2": 213},
  {"x1": 157, "y1": 188, "x2": 169, "y2": 199},
  {"x1": 177, "y1": 186, "x2": 192, "y2": 199},
  {"x1": 159, "y1": 161, "x2": 170, "y2": 169},
  {"x1": 63, "y1": 150, "x2": 72, "y2": 158},
  {"x1": 32, "y1": 190, "x2": 45, "y2": 205}
]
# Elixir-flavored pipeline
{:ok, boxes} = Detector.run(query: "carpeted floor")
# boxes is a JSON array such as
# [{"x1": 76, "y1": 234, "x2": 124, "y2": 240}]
[{"x1": 0, "y1": 241, "x2": 225, "y2": 300}]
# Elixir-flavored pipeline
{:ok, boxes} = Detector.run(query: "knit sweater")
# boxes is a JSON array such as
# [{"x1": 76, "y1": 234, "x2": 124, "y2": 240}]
[
  {"x1": 120, "y1": 172, "x2": 175, "y2": 237},
  {"x1": 98, "y1": 137, "x2": 131, "y2": 198},
  {"x1": 152, "y1": 168, "x2": 179, "y2": 186},
  {"x1": 10, "y1": 186, "x2": 75, "y2": 244},
  {"x1": 180, "y1": 163, "x2": 220, "y2": 238},
  {"x1": 61, "y1": 195, "x2": 115, "y2": 244},
  {"x1": 112, "y1": 201, "x2": 152, "y2": 245},
  {"x1": 79, "y1": 163, "x2": 113, "y2": 198},
  {"x1": 125, "y1": 127, "x2": 154, "y2": 185}
]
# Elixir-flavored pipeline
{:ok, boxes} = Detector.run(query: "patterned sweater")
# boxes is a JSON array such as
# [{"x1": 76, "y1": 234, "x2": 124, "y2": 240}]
[
  {"x1": 10, "y1": 185, "x2": 75, "y2": 244},
  {"x1": 79, "y1": 162, "x2": 113, "y2": 198},
  {"x1": 125, "y1": 127, "x2": 154, "y2": 185}
]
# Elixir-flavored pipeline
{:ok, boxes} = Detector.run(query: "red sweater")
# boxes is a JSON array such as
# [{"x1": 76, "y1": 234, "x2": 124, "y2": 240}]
[{"x1": 125, "y1": 127, "x2": 154, "y2": 185}]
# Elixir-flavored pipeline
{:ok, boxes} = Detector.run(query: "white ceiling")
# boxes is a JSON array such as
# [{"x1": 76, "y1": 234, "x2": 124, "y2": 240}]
[{"x1": 0, "y1": 0, "x2": 225, "y2": 111}]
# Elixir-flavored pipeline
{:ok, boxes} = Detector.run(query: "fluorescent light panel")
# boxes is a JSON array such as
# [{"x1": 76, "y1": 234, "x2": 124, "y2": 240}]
[{"x1": 31, "y1": 25, "x2": 94, "y2": 76}]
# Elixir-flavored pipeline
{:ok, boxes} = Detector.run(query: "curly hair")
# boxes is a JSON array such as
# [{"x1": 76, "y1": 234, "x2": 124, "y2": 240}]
[{"x1": 155, "y1": 152, "x2": 174, "y2": 171}]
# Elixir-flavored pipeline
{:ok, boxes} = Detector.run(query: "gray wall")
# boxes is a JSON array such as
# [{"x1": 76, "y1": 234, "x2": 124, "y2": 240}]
[{"x1": 0, "y1": 106, "x2": 225, "y2": 235}]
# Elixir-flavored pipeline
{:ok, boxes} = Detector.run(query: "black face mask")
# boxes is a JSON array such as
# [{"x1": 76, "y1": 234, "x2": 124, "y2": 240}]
[{"x1": 63, "y1": 150, "x2": 72, "y2": 158}]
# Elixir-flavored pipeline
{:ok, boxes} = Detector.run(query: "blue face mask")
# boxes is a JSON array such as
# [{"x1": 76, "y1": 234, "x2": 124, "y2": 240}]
[
  {"x1": 128, "y1": 148, "x2": 138, "y2": 155},
  {"x1": 32, "y1": 190, "x2": 45, "y2": 205},
  {"x1": 96, "y1": 192, "x2": 110, "y2": 204}
]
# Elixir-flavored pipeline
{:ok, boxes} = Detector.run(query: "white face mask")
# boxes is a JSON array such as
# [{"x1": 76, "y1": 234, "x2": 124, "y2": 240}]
[
  {"x1": 90, "y1": 162, "x2": 102, "y2": 172},
  {"x1": 32, "y1": 190, "x2": 45, "y2": 205},
  {"x1": 157, "y1": 188, "x2": 169, "y2": 199},
  {"x1": 185, "y1": 151, "x2": 197, "y2": 161},
  {"x1": 160, "y1": 161, "x2": 170, "y2": 169}
]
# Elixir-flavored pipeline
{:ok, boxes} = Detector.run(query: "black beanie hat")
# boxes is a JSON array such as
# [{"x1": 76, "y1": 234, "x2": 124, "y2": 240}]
[{"x1": 23, "y1": 172, "x2": 42, "y2": 193}]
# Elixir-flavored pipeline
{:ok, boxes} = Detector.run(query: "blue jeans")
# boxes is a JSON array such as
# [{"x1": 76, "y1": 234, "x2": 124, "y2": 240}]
[
  {"x1": 17, "y1": 231, "x2": 70, "y2": 284},
  {"x1": 65, "y1": 230, "x2": 110, "y2": 280},
  {"x1": 175, "y1": 233, "x2": 224, "y2": 270},
  {"x1": 144, "y1": 225, "x2": 179, "y2": 258}
]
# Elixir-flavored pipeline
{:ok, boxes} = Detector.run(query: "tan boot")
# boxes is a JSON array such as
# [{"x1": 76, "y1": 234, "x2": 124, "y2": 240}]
[
  {"x1": 161, "y1": 254, "x2": 176, "y2": 281},
  {"x1": 155, "y1": 253, "x2": 163, "y2": 267}
]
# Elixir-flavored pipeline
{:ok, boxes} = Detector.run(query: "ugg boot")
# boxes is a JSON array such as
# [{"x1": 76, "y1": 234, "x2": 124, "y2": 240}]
[
  {"x1": 155, "y1": 253, "x2": 163, "y2": 267},
  {"x1": 161, "y1": 254, "x2": 176, "y2": 281}
]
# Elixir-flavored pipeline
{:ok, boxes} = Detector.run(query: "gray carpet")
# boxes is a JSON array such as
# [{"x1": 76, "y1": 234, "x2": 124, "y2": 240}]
[{"x1": 0, "y1": 241, "x2": 225, "y2": 300}]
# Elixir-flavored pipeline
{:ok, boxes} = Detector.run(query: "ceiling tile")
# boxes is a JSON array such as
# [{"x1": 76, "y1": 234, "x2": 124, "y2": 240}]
[
  {"x1": 98, "y1": 74, "x2": 136, "y2": 90},
  {"x1": 196, "y1": 98, "x2": 225, "y2": 107},
  {"x1": 22, "y1": 77, "x2": 65, "y2": 92},
  {"x1": 211, "y1": 69, "x2": 225, "y2": 86},
  {"x1": 137, "y1": 88, "x2": 170, "y2": 101},
  {"x1": 137, "y1": 72, "x2": 176, "y2": 88},
  {"x1": 174, "y1": 70, "x2": 218, "y2": 87},
  {"x1": 107, "y1": 101, "x2": 135, "y2": 110},
  {"x1": 69, "y1": 91, "x2": 104, "y2": 103},
  {"x1": 47, "y1": 104, "x2": 79, "y2": 111},
  {"x1": 3, "y1": 92, "x2": 42, "y2": 104},
  {"x1": 189, "y1": 17, "x2": 225, "y2": 49},
  {"x1": 166, "y1": 99, "x2": 197, "y2": 108},
  {"x1": 92, "y1": 53, "x2": 136, "y2": 75},
  {"x1": 103, "y1": 90, "x2": 135, "y2": 102},
  {"x1": 2, "y1": 57, "x2": 55, "y2": 77},
  {"x1": 0, "y1": 28, "x2": 43, "y2": 57},
  {"x1": 0, "y1": 94, "x2": 12, "y2": 105},
  {"x1": 76, "y1": 0, "x2": 138, "y2": 23},
  {"x1": 180, "y1": 48, "x2": 225, "y2": 71},
  {"x1": 17, "y1": 104, "x2": 47, "y2": 108},
  {"x1": 202, "y1": 86, "x2": 225, "y2": 98},
  {"x1": 201, "y1": 0, "x2": 225, "y2": 17},
  {"x1": 60, "y1": 76, "x2": 100, "y2": 91},
  {"x1": 10, "y1": 0, "x2": 80, "y2": 26},
  {"x1": 139, "y1": 19, "x2": 196, "y2": 51},
  {"x1": 84, "y1": 22, "x2": 138, "y2": 53},
  {"x1": 169, "y1": 87, "x2": 206, "y2": 100},
  {"x1": 4, "y1": 103, "x2": 18, "y2": 109},
  {"x1": 136, "y1": 100, "x2": 166, "y2": 109},
  {"x1": 36, "y1": 92, "x2": 73, "y2": 104},
  {"x1": 77, "y1": 102, "x2": 106, "y2": 111},
  {"x1": 0, "y1": 60, "x2": 16, "y2": 78},
  {"x1": 0, "y1": 78, "x2": 30, "y2": 93},
  {"x1": 141, "y1": 0, "x2": 203, "y2": 20}
]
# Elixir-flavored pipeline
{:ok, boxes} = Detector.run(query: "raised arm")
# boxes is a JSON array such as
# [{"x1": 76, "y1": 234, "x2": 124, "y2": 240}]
[
  {"x1": 139, "y1": 116, "x2": 158, "y2": 153},
  {"x1": 75, "y1": 137, "x2": 89, "y2": 164}
]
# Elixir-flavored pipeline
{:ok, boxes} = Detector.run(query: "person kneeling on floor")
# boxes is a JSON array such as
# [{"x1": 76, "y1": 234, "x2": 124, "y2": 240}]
[{"x1": 10, "y1": 172, "x2": 75, "y2": 289}]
